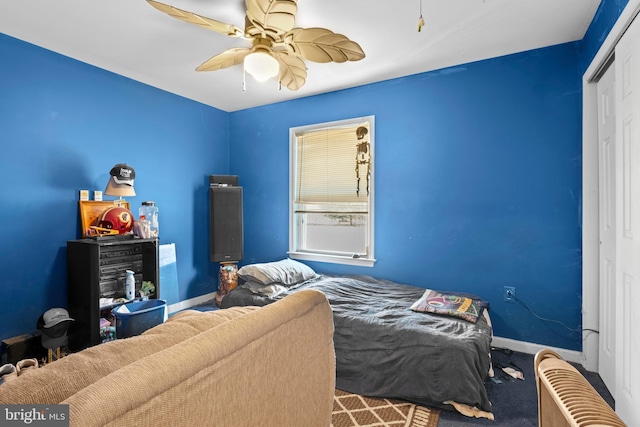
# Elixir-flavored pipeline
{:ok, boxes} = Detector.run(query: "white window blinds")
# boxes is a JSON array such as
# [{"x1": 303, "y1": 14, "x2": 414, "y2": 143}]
[{"x1": 295, "y1": 122, "x2": 370, "y2": 205}]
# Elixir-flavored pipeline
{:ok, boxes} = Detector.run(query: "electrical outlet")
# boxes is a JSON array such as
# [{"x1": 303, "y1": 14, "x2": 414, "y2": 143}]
[{"x1": 503, "y1": 286, "x2": 516, "y2": 303}]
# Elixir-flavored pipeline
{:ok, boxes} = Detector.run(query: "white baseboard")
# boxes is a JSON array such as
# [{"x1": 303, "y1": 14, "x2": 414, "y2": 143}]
[
  {"x1": 491, "y1": 336, "x2": 584, "y2": 367},
  {"x1": 167, "y1": 292, "x2": 217, "y2": 314}
]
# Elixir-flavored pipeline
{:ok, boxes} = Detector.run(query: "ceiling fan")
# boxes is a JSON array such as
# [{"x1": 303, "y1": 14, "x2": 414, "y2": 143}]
[{"x1": 147, "y1": 0, "x2": 366, "y2": 90}]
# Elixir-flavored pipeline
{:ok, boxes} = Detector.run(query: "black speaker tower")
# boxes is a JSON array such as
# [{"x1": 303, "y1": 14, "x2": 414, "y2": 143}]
[{"x1": 209, "y1": 175, "x2": 243, "y2": 262}]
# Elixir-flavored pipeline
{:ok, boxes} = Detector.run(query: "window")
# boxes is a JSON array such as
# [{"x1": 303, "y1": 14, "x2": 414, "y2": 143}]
[{"x1": 289, "y1": 116, "x2": 375, "y2": 267}]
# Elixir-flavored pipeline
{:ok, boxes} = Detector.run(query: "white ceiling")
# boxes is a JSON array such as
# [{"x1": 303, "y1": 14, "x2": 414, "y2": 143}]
[{"x1": 1, "y1": 0, "x2": 601, "y2": 112}]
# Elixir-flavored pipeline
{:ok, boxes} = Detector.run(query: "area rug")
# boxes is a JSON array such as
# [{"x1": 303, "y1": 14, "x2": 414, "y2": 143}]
[{"x1": 332, "y1": 389, "x2": 440, "y2": 427}]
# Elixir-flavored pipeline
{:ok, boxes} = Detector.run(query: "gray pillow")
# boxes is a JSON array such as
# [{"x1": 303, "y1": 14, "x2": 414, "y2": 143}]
[{"x1": 238, "y1": 258, "x2": 317, "y2": 286}]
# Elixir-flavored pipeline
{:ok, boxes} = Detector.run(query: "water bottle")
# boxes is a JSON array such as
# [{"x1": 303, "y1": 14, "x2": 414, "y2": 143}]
[
  {"x1": 139, "y1": 201, "x2": 159, "y2": 237},
  {"x1": 125, "y1": 270, "x2": 136, "y2": 300}
]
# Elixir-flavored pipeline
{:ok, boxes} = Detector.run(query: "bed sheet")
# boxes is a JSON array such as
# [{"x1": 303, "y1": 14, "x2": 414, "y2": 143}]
[{"x1": 220, "y1": 274, "x2": 493, "y2": 413}]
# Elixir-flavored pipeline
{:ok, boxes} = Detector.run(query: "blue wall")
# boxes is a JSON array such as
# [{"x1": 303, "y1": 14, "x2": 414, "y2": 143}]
[
  {"x1": 230, "y1": 43, "x2": 584, "y2": 350},
  {"x1": 0, "y1": 34, "x2": 229, "y2": 340},
  {"x1": 580, "y1": 0, "x2": 629, "y2": 72},
  {"x1": 0, "y1": 0, "x2": 629, "y2": 351},
  {"x1": 229, "y1": 0, "x2": 630, "y2": 352}
]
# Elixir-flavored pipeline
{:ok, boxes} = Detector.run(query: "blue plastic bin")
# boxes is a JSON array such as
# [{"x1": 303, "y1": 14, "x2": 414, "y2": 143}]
[{"x1": 112, "y1": 299, "x2": 167, "y2": 339}]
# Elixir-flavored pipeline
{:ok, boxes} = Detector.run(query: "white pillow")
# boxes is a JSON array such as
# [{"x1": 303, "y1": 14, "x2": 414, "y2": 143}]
[
  {"x1": 244, "y1": 281, "x2": 288, "y2": 298},
  {"x1": 238, "y1": 258, "x2": 317, "y2": 286}
]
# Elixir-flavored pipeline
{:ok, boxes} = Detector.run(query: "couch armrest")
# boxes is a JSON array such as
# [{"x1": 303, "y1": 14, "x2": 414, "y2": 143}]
[{"x1": 534, "y1": 349, "x2": 625, "y2": 427}]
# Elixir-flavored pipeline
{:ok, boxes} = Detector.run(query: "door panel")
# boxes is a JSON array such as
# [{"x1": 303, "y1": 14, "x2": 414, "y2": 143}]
[
  {"x1": 614, "y1": 13, "x2": 640, "y2": 426},
  {"x1": 597, "y1": 62, "x2": 616, "y2": 395}
]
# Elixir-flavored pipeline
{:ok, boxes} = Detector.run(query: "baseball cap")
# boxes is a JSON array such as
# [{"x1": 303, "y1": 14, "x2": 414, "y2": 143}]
[
  {"x1": 110, "y1": 163, "x2": 136, "y2": 186},
  {"x1": 37, "y1": 308, "x2": 74, "y2": 338}
]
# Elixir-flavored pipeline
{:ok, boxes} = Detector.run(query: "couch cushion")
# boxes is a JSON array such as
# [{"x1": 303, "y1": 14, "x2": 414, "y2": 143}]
[{"x1": 0, "y1": 306, "x2": 259, "y2": 404}]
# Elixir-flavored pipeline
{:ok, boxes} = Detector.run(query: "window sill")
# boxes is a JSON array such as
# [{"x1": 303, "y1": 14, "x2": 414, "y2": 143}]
[{"x1": 288, "y1": 251, "x2": 376, "y2": 267}]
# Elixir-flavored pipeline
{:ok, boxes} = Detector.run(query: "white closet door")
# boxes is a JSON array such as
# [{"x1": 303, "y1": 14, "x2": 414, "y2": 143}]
[
  {"x1": 597, "y1": 62, "x2": 616, "y2": 396},
  {"x1": 614, "y1": 12, "x2": 640, "y2": 426}
]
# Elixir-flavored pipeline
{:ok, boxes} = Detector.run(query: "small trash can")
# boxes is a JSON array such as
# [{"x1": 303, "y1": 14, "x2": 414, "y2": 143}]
[{"x1": 112, "y1": 299, "x2": 167, "y2": 339}]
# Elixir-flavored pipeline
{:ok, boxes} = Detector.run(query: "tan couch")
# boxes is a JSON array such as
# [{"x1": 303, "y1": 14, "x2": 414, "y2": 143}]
[{"x1": 0, "y1": 289, "x2": 336, "y2": 427}]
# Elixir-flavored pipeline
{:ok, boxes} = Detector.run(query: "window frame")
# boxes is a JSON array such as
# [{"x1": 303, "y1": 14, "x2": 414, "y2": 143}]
[{"x1": 288, "y1": 116, "x2": 376, "y2": 267}]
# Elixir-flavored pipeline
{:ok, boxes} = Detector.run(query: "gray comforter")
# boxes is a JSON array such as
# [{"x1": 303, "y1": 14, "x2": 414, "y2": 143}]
[{"x1": 220, "y1": 274, "x2": 493, "y2": 413}]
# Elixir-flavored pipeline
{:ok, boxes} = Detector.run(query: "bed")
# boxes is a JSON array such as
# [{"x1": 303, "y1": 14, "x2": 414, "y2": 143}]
[{"x1": 220, "y1": 259, "x2": 493, "y2": 418}]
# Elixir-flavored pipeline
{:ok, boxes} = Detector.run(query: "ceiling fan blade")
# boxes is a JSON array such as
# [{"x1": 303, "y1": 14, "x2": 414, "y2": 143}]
[
  {"x1": 274, "y1": 52, "x2": 307, "y2": 91},
  {"x1": 245, "y1": 0, "x2": 297, "y2": 37},
  {"x1": 287, "y1": 27, "x2": 365, "y2": 63},
  {"x1": 196, "y1": 48, "x2": 251, "y2": 72},
  {"x1": 147, "y1": 0, "x2": 244, "y2": 37}
]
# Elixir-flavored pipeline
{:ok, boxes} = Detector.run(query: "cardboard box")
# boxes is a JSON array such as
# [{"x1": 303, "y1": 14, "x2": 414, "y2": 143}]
[{"x1": 2, "y1": 334, "x2": 35, "y2": 365}]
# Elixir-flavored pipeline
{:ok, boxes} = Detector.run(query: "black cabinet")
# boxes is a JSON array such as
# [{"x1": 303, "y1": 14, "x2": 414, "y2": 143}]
[{"x1": 67, "y1": 237, "x2": 159, "y2": 350}]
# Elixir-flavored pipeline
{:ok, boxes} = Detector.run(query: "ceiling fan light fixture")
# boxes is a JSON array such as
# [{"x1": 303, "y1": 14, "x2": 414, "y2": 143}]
[
  {"x1": 244, "y1": 51, "x2": 279, "y2": 82},
  {"x1": 147, "y1": 0, "x2": 364, "y2": 91}
]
